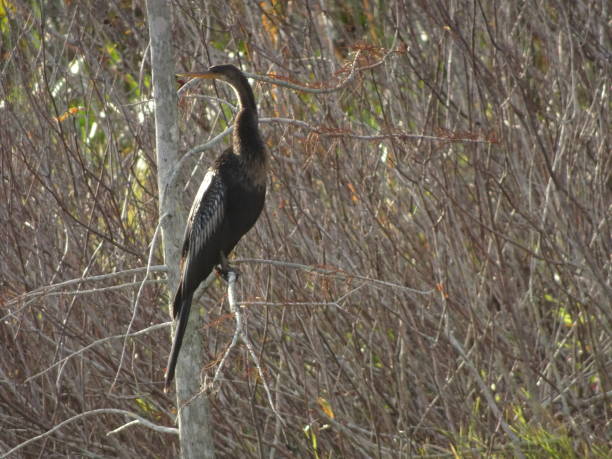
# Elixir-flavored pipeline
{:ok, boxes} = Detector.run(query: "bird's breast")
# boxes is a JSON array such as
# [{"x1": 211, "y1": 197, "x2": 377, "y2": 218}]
[
  {"x1": 227, "y1": 183, "x2": 265, "y2": 232},
  {"x1": 217, "y1": 180, "x2": 265, "y2": 257}
]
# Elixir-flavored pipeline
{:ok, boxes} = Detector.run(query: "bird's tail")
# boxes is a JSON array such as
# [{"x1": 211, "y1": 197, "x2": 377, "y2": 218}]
[{"x1": 164, "y1": 289, "x2": 194, "y2": 392}]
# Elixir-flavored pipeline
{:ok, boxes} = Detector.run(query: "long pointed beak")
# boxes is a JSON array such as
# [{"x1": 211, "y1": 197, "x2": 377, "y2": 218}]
[{"x1": 177, "y1": 71, "x2": 218, "y2": 80}]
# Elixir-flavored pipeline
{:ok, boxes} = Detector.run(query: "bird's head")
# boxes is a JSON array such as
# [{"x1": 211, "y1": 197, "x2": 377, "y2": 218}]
[
  {"x1": 178, "y1": 64, "x2": 254, "y2": 110},
  {"x1": 179, "y1": 64, "x2": 252, "y2": 90}
]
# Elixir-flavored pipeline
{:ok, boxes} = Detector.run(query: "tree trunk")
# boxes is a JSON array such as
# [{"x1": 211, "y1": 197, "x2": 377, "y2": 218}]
[{"x1": 146, "y1": 1, "x2": 215, "y2": 457}]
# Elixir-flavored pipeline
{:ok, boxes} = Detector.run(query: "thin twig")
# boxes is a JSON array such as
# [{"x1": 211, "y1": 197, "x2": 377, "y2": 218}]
[
  {"x1": 244, "y1": 49, "x2": 362, "y2": 94},
  {"x1": 207, "y1": 274, "x2": 243, "y2": 391},
  {"x1": 262, "y1": 117, "x2": 495, "y2": 143},
  {"x1": 229, "y1": 272, "x2": 284, "y2": 425},
  {"x1": 1, "y1": 408, "x2": 177, "y2": 458},
  {"x1": 446, "y1": 332, "x2": 525, "y2": 458},
  {"x1": 246, "y1": 29, "x2": 398, "y2": 94},
  {"x1": 173, "y1": 41, "x2": 492, "y2": 181},
  {"x1": 107, "y1": 417, "x2": 177, "y2": 436},
  {"x1": 2, "y1": 266, "x2": 167, "y2": 314},
  {"x1": 175, "y1": 117, "x2": 494, "y2": 179},
  {"x1": 204, "y1": 272, "x2": 285, "y2": 425},
  {"x1": 235, "y1": 258, "x2": 433, "y2": 295},
  {"x1": 24, "y1": 322, "x2": 170, "y2": 383},
  {"x1": 113, "y1": 212, "x2": 168, "y2": 391},
  {"x1": 34, "y1": 279, "x2": 164, "y2": 297}
]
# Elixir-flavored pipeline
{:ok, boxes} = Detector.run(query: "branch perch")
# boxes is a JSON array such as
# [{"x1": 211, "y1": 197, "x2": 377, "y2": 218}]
[
  {"x1": 203, "y1": 270, "x2": 284, "y2": 425},
  {"x1": 1, "y1": 408, "x2": 177, "y2": 458}
]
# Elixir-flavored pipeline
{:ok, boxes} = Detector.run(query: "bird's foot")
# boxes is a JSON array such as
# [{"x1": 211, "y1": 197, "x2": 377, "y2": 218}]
[
  {"x1": 216, "y1": 251, "x2": 239, "y2": 282},
  {"x1": 215, "y1": 265, "x2": 240, "y2": 282}
]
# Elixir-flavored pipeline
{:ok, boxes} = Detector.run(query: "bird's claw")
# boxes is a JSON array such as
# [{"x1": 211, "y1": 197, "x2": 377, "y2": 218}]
[{"x1": 215, "y1": 265, "x2": 240, "y2": 282}]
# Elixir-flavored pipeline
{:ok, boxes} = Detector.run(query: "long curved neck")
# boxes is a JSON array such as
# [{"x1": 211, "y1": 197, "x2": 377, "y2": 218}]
[
  {"x1": 233, "y1": 108, "x2": 265, "y2": 164},
  {"x1": 230, "y1": 73, "x2": 257, "y2": 113},
  {"x1": 229, "y1": 77, "x2": 265, "y2": 166}
]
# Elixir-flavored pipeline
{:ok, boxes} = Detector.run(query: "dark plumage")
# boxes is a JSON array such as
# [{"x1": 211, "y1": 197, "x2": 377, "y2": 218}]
[{"x1": 165, "y1": 65, "x2": 266, "y2": 391}]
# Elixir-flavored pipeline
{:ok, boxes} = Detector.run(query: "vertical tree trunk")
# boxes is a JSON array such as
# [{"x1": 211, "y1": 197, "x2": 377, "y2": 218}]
[{"x1": 146, "y1": 1, "x2": 215, "y2": 457}]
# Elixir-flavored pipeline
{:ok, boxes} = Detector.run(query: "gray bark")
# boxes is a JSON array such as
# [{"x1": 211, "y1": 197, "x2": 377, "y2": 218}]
[{"x1": 146, "y1": 1, "x2": 215, "y2": 457}]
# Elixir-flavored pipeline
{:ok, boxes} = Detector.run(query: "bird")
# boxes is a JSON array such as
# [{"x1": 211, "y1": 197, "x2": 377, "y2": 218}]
[{"x1": 164, "y1": 64, "x2": 267, "y2": 392}]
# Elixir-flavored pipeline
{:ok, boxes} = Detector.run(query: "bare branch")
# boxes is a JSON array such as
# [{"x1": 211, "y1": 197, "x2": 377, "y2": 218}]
[
  {"x1": 2, "y1": 266, "x2": 167, "y2": 313},
  {"x1": 236, "y1": 258, "x2": 434, "y2": 295},
  {"x1": 1, "y1": 408, "x2": 177, "y2": 458},
  {"x1": 24, "y1": 322, "x2": 171, "y2": 383},
  {"x1": 112, "y1": 212, "x2": 168, "y2": 390}
]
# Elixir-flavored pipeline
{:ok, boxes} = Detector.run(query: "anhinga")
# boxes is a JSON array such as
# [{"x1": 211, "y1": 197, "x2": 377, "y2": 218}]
[{"x1": 164, "y1": 65, "x2": 267, "y2": 391}]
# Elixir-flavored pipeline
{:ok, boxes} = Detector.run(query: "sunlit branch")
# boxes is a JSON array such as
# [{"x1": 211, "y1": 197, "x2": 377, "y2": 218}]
[
  {"x1": 1, "y1": 408, "x2": 177, "y2": 458},
  {"x1": 3, "y1": 265, "x2": 167, "y2": 314},
  {"x1": 112, "y1": 213, "x2": 169, "y2": 390},
  {"x1": 24, "y1": 322, "x2": 170, "y2": 383},
  {"x1": 236, "y1": 258, "x2": 434, "y2": 295},
  {"x1": 201, "y1": 272, "x2": 284, "y2": 425}
]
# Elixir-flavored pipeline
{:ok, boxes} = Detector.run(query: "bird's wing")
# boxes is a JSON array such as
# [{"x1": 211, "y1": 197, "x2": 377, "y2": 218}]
[
  {"x1": 174, "y1": 169, "x2": 226, "y2": 316},
  {"x1": 186, "y1": 169, "x2": 226, "y2": 260},
  {"x1": 165, "y1": 169, "x2": 227, "y2": 389}
]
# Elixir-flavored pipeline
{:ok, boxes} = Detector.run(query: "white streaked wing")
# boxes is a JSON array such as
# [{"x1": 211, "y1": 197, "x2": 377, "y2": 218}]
[
  {"x1": 187, "y1": 170, "x2": 226, "y2": 263},
  {"x1": 187, "y1": 169, "x2": 215, "y2": 224}
]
